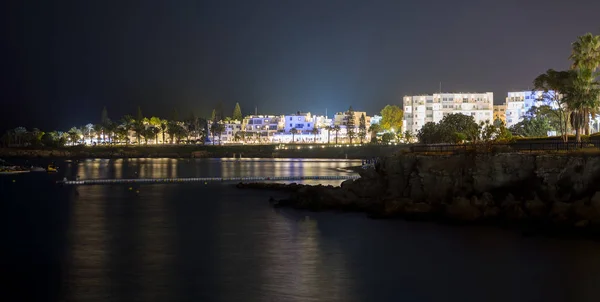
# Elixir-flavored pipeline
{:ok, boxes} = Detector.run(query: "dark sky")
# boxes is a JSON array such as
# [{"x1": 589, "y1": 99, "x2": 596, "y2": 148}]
[{"x1": 2, "y1": 0, "x2": 599, "y2": 131}]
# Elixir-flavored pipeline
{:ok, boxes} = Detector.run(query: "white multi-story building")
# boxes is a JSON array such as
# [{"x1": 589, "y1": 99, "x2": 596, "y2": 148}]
[
  {"x1": 207, "y1": 120, "x2": 242, "y2": 144},
  {"x1": 504, "y1": 91, "x2": 550, "y2": 128},
  {"x1": 403, "y1": 92, "x2": 494, "y2": 134},
  {"x1": 284, "y1": 112, "x2": 316, "y2": 134},
  {"x1": 333, "y1": 110, "x2": 371, "y2": 129}
]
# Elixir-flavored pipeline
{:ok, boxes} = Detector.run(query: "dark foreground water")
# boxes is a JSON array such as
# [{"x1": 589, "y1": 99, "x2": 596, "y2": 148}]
[{"x1": 3, "y1": 158, "x2": 600, "y2": 302}]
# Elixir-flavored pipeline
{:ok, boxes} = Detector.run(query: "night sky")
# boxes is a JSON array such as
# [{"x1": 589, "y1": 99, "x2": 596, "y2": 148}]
[{"x1": 2, "y1": 0, "x2": 599, "y2": 131}]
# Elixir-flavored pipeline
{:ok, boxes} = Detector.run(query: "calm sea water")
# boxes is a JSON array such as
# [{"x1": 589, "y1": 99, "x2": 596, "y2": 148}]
[{"x1": 2, "y1": 158, "x2": 600, "y2": 302}]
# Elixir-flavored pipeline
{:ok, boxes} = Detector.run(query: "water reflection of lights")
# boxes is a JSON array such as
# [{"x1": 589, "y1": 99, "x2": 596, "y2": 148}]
[
  {"x1": 259, "y1": 214, "x2": 354, "y2": 300},
  {"x1": 66, "y1": 186, "x2": 110, "y2": 299}
]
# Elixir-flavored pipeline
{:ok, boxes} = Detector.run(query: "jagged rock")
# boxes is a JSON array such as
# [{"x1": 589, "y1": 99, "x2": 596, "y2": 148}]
[
  {"x1": 383, "y1": 198, "x2": 412, "y2": 214},
  {"x1": 483, "y1": 206, "x2": 500, "y2": 218},
  {"x1": 550, "y1": 202, "x2": 571, "y2": 223},
  {"x1": 501, "y1": 194, "x2": 526, "y2": 220},
  {"x1": 446, "y1": 197, "x2": 481, "y2": 221},
  {"x1": 591, "y1": 192, "x2": 600, "y2": 211},
  {"x1": 572, "y1": 197, "x2": 600, "y2": 223},
  {"x1": 340, "y1": 179, "x2": 354, "y2": 189},
  {"x1": 403, "y1": 202, "x2": 432, "y2": 214},
  {"x1": 346, "y1": 178, "x2": 385, "y2": 198},
  {"x1": 525, "y1": 194, "x2": 547, "y2": 218},
  {"x1": 472, "y1": 192, "x2": 495, "y2": 209},
  {"x1": 358, "y1": 167, "x2": 379, "y2": 179},
  {"x1": 238, "y1": 153, "x2": 600, "y2": 232}
]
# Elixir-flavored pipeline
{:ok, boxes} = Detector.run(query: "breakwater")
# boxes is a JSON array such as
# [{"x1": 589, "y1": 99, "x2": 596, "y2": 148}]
[
  {"x1": 59, "y1": 175, "x2": 359, "y2": 185},
  {"x1": 241, "y1": 153, "x2": 600, "y2": 233}
]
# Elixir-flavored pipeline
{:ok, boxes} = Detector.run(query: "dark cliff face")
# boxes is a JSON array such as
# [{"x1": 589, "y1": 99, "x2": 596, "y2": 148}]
[
  {"x1": 377, "y1": 154, "x2": 600, "y2": 204},
  {"x1": 257, "y1": 153, "x2": 600, "y2": 231}
]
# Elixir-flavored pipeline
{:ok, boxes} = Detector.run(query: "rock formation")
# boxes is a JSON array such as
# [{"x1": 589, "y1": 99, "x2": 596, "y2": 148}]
[{"x1": 240, "y1": 153, "x2": 600, "y2": 232}]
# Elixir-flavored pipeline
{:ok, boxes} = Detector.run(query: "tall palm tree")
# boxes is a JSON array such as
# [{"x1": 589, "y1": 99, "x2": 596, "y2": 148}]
[
  {"x1": 324, "y1": 126, "x2": 332, "y2": 144},
  {"x1": 333, "y1": 125, "x2": 341, "y2": 144},
  {"x1": 568, "y1": 33, "x2": 600, "y2": 140},
  {"x1": 311, "y1": 127, "x2": 319, "y2": 143},
  {"x1": 160, "y1": 119, "x2": 168, "y2": 144},
  {"x1": 149, "y1": 116, "x2": 162, "y2": 143}
]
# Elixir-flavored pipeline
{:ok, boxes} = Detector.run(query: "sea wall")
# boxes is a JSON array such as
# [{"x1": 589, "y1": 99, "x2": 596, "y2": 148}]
[{"x1": 245, "y1": 153, "x2": 600, "y2": 230}]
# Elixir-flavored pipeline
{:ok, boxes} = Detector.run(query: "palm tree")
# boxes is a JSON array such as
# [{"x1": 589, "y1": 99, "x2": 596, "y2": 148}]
[
  {"x1": 311, "y1": 127, "x2": 319, "y2": 143},
  {"x1": 333, "y1": 125, "x2": 340, "y2": 144},
  {"x1": 290, "y1": 128, "x2": 298, "y2": 143},
  {"x1": 160, "y1": 119, "x2": 168, "y2": 144},
  {"x1": 115, "y1": 126, "x2": 129, "y2": 144},
  {"x1": 216, "y1": 123, "x2": 225, "y2": 145},
  {"x1": 210, "y1": 122, "x2": 225, "y2": 145},
  {"x1": 324, "y1": 126, "x2": 332, "y2": 144},
  {"x1": 568, "y1": 33, "x2": 600, "y2": 141},
  {"x1": 84, "y1": 123, "x2": 94, "y2": 144},
  {"x1": 68, "y1": 127, "x2": 82, "y2": 145},
  {"x1": 149, "y1": 116, "x2": 162, "y2": 143},
  {"x1": 93, "y1": 124, "x2": 103, "y2": 143},
  {"x1": 570, "y1": 33, "x2": 600, "y2": 71}
]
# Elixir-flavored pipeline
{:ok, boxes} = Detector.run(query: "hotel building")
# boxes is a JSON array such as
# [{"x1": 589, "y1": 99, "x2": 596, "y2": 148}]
[{"x1": 403, "y1": 92, "x2": 494, "y2": 134}]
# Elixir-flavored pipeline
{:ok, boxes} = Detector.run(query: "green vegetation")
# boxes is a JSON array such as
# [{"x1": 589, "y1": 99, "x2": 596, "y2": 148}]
[
  {"x1": 379, "y1": 105, "x2": 403, "y2": 133},
  {"x1": 522, "y1": 32, "x2": 600, "y2": 142},
  {"x1": 417, "y1": 113, "x2": 512, "y2": 144},
  {"x1": 358, "y1": 113, "x2": 367, "y2": 143},
  {"x1": 346, "y1": 106, "x2": 356, "y2": 144},
  {"x1": 232, "y1": 103, "x2": 243, "y2": 121}
]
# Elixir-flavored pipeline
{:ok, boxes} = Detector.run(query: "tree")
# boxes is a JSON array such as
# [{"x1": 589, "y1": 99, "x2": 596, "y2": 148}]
[
  {"x1": 149, "y1": 116, "x2": 162, "y2": 143},
  {"x1": 567, "y1": 33, "x2": 600, "y2": 141},
  {"x1": 100, "y1": 106, "x2": 110, "y2": 142},
  {"x1": 324, "y1": 126, "x2": 331, "y2": 144},
  {"x1": 358, "y1": 113, "x2": 367, "y2": 143},
  {"x1": 30, "y1": 128, "x2": 44, "y2": 147},
  {"x1": 290, "y1": 128, "x2": 298, "y2": 143},
  {"x1": 93, "y1": 124, "x2": 103, "y2": 142},
  {"x1": 120, "y1": 115, "x2": 135, "y2": 145},
  {"x1": 101, "y1": 107, "x2": 109, "y2": 125},
  {"x1": 167, "y1": 121, "x2": 179, "y2": 144},
  {"x1": 68, "y1": 127, "x2": 82, "y2": 145},
  {"x1": 416, "y1": 122, "x2": 442, "y2": 144},
  {"x1": 311, "y1": 127, "x2": 319, "y2": 143},
  {"x1": 415, "y1": 114, "x2": 480, "y2": 144},
  {"x1": 404, "y1": 130, "x2": 413, "y2": 143},
  {"x1": 380, "y1": 105, "x2": 404, "y2": 132},
  {"x1": 533, "y1": 69, "x2": 577, "y2": 142},
  {"x1": 185, "y1": 113, "x2": 200, "y2": 141},
  {"x1": 232, "y1": 103, "x2": 243, "y2": 121},
  {"x1": 171, "y1": 108, "x2": 180, "y2": 122},
  {"x1": 333, "y1": 125, "x2": 341, "y2": 144},
  {"x1": 210, "y1": 109, "x2": 216, "y2": 121},
  {"x1": 345, "y1": 106, "x2": 356, "y2": 144},
  {"x1": 209, "y1": 122, "x2": 225, "y2": 145},
  {"x1": 160, "y1": 119, "x2": 168, "y2": 144},
  {"x1": 509, "y1": 117, "x2": 551, "y2": 137},
  {"x1": 381, "y1": 133, "x2": 394, "y2": 144},
  {"x1": 369, "y1": 124, "x2": 382, "y2": 139},
  {"x1": 115, "y1": 126, "x2": 129, "y2": 144}
]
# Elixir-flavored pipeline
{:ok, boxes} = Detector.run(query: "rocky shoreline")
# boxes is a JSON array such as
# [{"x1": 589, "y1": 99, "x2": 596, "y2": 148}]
[{"x1": 237, "y1": 153, "x2": 600, "y2": 236}]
